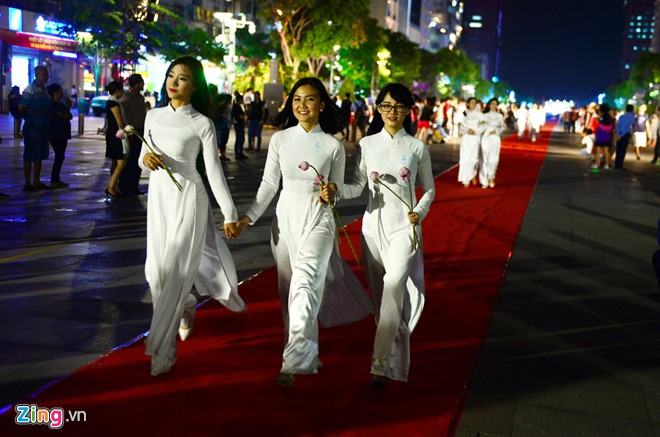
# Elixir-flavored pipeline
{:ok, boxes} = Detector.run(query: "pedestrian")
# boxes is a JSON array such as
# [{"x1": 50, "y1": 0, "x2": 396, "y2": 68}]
[
  {"x1": 19, "y1": 65, "x2": 51, "y2": 191},
  {"x1": 46, "y1": 84, "x2": 72, "y2": 188},
  {"x1": 70, "y1": 85, "x2": 77, "y2": 108},
  {"x1": 515, "y1": 104, "x2": 527, "y2": 139},
  {"x1": 247, "y1": 90, "x2": 267, "y2": 152},
  {"x1": 350, "y1": 94, "x2": 368, "y2": 142},
  {"x1": 215, "y1": 92, "x2": 232, "y2": 161},
  {"x1": 340, "y1": 92, "x2": 352, "y2": 139},
  {"x1": 137, "y1": 56, "x2": 245, "y2": 376},
  {"x1": 118, "y1": 73, "x2": 147, "y2": 196},
  {"x1": 458, "y1": 97, "x2": 484, "y2": 187},
  {"x1": 650, "y1": 109, "x2": 660, "y2": 165},
  {"x1": 633, "y1": 104, "x2": 650, "y2": 161},
  {"x1": 415, "y1": 96, "x2": 436, "y2": 145},
  {"x1": 9, "y1": 86, "x2": 22, "y2": 139},
  {"x1": 614, "y1": 104, "x2": 634, "y2": 170},
  {"x1": 479, "y1": 98, "x2": 504, "y2": 188},
  {"x1": 337, "y1": 82, "x2": 435, "y2": 388},
  {"x1": 104, "y1": 80, "x2": 128, "y2": 198},
  {"x1": 237, "y1": 77, "x2": 369, "y2": 387},
  {"x1": 231, "y1": 90, "x2": 247, "y2": 159},
  {"x1": 591, "y1": 103, "x2": 613, "y2": 170}
]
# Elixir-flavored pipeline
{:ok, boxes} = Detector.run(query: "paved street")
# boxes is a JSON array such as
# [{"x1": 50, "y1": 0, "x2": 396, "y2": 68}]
[{"x1": 2, "y1": 111, "x2": 660, "y2": 435}]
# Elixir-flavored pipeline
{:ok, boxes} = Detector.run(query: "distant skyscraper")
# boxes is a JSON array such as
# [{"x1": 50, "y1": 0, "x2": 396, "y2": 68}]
[
  {"x1": 460, "y1": 0, "x2": 504, "y2": 81},
  {"x1": 621, "y1": 0, "x2": 656, "y2": 80}
]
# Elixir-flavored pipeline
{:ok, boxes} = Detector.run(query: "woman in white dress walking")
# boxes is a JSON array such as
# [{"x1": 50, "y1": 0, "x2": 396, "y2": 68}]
[
  {"x1": 479, "y1": 98, "x2": 505, "y2": 188},
  {"x1": 458, "y1": 97, "x2": 484, "y2": 187},
  {"x1": 139, "y1": 56, "x2": 245, "y2": 376},
  {"x1": 237, "y1": 77, "x2": 371, "y2": 387},
  {"x1": 336, "y1": 83, "x2": 435, "y2": 388}
]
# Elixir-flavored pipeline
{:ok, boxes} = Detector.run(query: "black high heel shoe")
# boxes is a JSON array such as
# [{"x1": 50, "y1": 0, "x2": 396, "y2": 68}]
[{"x1": 105, "y1": 189, "x2": 119, "y2": 201}]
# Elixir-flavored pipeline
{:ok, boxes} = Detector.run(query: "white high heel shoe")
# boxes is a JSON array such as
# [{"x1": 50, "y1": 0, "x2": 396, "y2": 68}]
[{"x1": 179, "y1": 295, "x2": 197, "y2": 341}]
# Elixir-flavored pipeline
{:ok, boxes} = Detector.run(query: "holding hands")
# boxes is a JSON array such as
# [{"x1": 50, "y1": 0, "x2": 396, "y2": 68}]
[
  {"x1": 224, "y1": 223, "x2": 241, "y2": 239},
  {"x1": 236, "y1": 215, "x2": 252, "y2": 231}
]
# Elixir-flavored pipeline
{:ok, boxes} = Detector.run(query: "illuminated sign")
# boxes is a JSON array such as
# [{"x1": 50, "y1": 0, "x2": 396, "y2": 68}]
[
  {"x1": 9, "y1": 8, "x2": 22, "y2": 31},
  {"x1": 0, "y1": 29, "x2": 78, "y2": 53},
  {"x1": 35, "y1": 16, "x2": 75, "y2": 39},
  {"x1": 53, "y1": 51, "x2": 77, "y2": 59}
]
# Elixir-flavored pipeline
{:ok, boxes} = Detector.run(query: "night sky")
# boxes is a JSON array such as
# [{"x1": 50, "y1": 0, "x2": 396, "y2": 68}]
[{"x1": 499, "y1": 0, "x2": 624, "y2": 104}]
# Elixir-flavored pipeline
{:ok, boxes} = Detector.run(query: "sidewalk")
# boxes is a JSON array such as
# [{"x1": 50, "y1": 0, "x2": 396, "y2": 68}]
[{"x1": 456, "y1": 130, "x2": 660, "y2": 435}]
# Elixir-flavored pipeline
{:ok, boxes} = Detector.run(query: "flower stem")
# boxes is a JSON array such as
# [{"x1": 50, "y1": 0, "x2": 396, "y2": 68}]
[
  {"x1": 376, "y1": 179, "x2": 419, "y2": 250},
  {"x1": 135, "y1": 131, "x2": 182, "y2": 191}
]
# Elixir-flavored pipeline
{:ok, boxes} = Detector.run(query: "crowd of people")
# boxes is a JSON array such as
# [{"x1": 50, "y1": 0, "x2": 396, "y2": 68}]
[{"x1": 567, "y1": 102, "x2": 660, "y2": 170}]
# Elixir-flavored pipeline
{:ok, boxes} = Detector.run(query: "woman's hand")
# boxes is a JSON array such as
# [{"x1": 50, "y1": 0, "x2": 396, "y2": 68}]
[
  {"x1": 236, "y1": 215, "x2": 252, "y2": 231},
  {"x1": 407, "y1": 211, "x2": 420, "y2": 226},
  {"x1": 143, "y1": 152, "x2": 166, "y2": 171},
  {"x1": 319, "y1": 182, "x2": 336, "y2": 204},
  {"x1": 224, "y1": 222, "x2": 240, "y2": 239},
  {"x1": 467, "y1": 128, "x2": 476, "y2": 135}
]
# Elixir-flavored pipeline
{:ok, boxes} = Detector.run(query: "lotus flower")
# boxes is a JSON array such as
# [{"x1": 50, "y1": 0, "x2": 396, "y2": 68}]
[
  {"x1": 124, "y1": 125, "x2": 135, "y2": 134},
  {"x1": 115, "y1": 129, "x2": 128, "y2": 140},
  {"x1": 369, "y1": 171, "x2": 380, "y2": 180},
  {"x1": 371, "y1": 168, "x2": 419, "y2": 250},
  {"x1": 298, "y1": 161, "x2": 310, "y2": 171},
  {"x1": 399, "y1": 167, "x2": 411, "y2": 181}
]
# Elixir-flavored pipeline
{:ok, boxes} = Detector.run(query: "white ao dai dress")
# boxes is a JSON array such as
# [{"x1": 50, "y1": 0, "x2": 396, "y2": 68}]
[
  {"x1": 343, "y1": 128, "x2": 435, "y2": 381},
  {"x1": 458, "y1": 109, "x2": 485, "y2": 185},
  {"x1": 139, "y1": 104, "x2": 246, "y2": 373},
  {"x1": 244, "y1": 123, "x2": 371, "y2": 375},
  {"x1": 479, "y1": 111, "x2": 505, "y2": 187}
]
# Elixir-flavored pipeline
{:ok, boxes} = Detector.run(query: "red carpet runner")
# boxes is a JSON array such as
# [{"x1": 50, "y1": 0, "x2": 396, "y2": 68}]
[{"x1": 1, "y1": 126, "x2": 551, "y2": 436}]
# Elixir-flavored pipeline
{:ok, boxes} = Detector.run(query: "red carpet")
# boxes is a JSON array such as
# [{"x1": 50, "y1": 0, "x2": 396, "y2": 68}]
[{"x1": 1, "y1": 126, "x2": 551, "y2": 436}]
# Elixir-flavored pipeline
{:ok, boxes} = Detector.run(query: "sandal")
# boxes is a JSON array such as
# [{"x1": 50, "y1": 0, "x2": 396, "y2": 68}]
[
  {"x1": 22, "y1": 185, "x2": 36, "y2": 192},
  {"x1": 34, "y1": 183, "x2": 49, "y2": 190}
]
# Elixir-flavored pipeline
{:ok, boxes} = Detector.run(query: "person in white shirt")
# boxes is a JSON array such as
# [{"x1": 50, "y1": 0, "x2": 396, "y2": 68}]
[
  {"x1": 336, "y1": 83, "x2": 435, "y2": 388},
  {"x1": 515, "y1": 104, "x2": 527, "y2": 139},
  {"x1": 479, "y1": 98, "x2": 505, "y2": 188},
  {"x1": 138, "y1": 56, "x2": 246, "y2": 376},
  {"x1": 237, "y1": 77, "x2": 371, "y2": 387},
  {"x1": 458, "y1": 97, "x2": 484, "y2": 187}
]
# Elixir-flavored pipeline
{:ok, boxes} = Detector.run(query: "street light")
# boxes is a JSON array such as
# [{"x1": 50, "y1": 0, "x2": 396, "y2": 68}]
[{"x1": 214, "y1": 12, "x2": 256, "y2": 95}]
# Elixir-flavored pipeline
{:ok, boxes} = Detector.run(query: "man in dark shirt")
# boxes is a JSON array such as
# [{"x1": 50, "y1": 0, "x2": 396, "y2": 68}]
[
  {"x1": 19, "y1": 65, "x2": 50, "y2": 191},
  {"x1": 340, "y1": 93, "x2": 352, "y2": 139},
  {"x1": 119, "y1": 74, "x2": 147, "y2": 195},
  {"x1": 247, "y1": 91, "x2": 268, "y2": 152}
]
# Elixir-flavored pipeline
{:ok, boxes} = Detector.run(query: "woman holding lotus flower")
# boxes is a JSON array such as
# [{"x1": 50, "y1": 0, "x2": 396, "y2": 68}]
[
  {"x1": 237, "y1": 77, "x2": 371, "y2": 387},
  {"x1": 337, "y1": 83, "x2": 435, "y2": 388},
  {"x1": 133, "y1": 56, "x2": 246, "y2": 376}
]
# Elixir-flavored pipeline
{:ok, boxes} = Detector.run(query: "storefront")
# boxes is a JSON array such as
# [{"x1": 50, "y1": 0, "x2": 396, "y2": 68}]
[{"x1": 0, "y1": 6, "x2": 80, "y2": 112}]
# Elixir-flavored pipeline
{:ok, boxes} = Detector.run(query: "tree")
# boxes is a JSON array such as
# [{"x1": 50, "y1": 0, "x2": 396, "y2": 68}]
[
  {"x1": 260, "y1": 0, "x2": 369, "y2": 79},
  {"x1": 336, "y1": 17, "x2": 386, "y2": 93},
  {"x1": 157, "y1": 24, "x2": 226, "y2": 65},
  {"x1": 384, "y1": 30, "x2": 420, "y2": 87}
]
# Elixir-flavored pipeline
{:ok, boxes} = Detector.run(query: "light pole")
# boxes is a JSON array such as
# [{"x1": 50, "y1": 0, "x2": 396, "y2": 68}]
[{"x1": 214, "y1": 13, "x2": 256, "y2": 95}]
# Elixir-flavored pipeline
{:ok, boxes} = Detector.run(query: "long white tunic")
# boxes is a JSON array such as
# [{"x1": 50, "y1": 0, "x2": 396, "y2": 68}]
[
  {"x1": 458, "y1": 109, "x2": 484, "y2": 185},
  {"x1": 139, "y1": 104, "x2": 246, "y2": 361},
  {"x1": 343, "y1": 128, "x2": 435, "y2": 381},
  {"x1": 479, "y1": 111, "x2": 504, "y2": 186},
  {"x1": 245, "y1": 123, "x2": 371, "y2": 374}
]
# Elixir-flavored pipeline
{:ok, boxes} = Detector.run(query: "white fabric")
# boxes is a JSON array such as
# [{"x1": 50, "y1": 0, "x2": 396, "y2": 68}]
[
  {"x1": 343, "y1": 128, "x2": 435, "y2": 381},
  {"x1": 479, "y1": 111, "x2": 504, "y2": 186},
  {"x1": 140, "y1": 103, "x2": 245, "y2": 364},
  {"x1": 458, "y1": 109, "x2": 484, "y2": 185},
  {"x1": 245, "y1": 123, "x2": 371, "y2": 374},
  {"x1": 634, "y1": 131, "x2": 647, "y2": 147}
]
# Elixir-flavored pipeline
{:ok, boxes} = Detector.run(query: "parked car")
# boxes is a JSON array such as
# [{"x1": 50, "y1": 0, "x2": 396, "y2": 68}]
[{"x1": 91, "y1": 95, "x2": 109, "y2": 116}]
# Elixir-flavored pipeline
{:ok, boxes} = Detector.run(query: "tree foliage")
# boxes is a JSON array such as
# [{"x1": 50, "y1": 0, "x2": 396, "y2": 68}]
[{"x1": 157, "y1": 24, "x2": 226, "y2": 65}]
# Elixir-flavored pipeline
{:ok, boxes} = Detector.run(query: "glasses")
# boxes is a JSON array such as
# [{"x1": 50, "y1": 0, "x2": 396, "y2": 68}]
[{"x1": 379, "y1": 103, "x2": 409, "y2": 113}]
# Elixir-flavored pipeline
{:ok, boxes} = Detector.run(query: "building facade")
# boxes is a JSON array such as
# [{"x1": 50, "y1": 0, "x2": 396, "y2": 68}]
[
  {"x1": 460, "y1": 0, "x2": 504, "y2": 81},
  {"x1": 621, "y1": 0, "x2": 657, "y2": 80}
]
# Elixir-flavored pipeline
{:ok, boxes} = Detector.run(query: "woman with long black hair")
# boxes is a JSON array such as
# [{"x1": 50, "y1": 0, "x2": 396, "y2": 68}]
[
  {"x1": 337, "y1": 83, "x2": 435, "y2": 388},
  {"x1": 138, "y1": 56, "x2": 246, "y2": 376},
  {"x1": 237, "y1": 77, "x2": 371, "y2": 387}
]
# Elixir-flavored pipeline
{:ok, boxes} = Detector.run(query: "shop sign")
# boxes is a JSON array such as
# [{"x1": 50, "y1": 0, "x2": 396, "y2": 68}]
[{"x1": 0, "y1": 29, "x2": 78, "y2": 52}]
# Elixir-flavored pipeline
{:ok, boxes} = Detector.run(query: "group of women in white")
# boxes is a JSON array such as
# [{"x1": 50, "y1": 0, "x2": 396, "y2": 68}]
[
  {"x1": 458, "y1": 97, "x2": 506, "y2": 188},
  {"x1": 137, "y1": 56, "x2": 433, "y2": 390}
]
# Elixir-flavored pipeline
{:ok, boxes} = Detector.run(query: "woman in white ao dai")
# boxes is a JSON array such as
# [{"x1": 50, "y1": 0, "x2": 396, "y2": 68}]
[
  {"x1": 139, "y1": 57, "x2": 245, "y2": 376},
  {"x1": 458, "y1": 97, "x2": 485, "y2": 186},
  {"x1": 238, "y1": 78, "x2": 371, "y2": 387},
  {"x1": 479, "y1": 98, "x2": 505, "y2": 188},
  {"x1": 339, "y1": 83, "x2": 435, "y2": 388}
]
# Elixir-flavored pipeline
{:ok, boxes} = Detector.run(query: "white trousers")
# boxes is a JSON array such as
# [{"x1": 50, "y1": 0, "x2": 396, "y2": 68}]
[
  {"x1": 479, "y1": 134, "x2": 501, "y2": 186},
  {"x1": 458, "y1": 134, "x2": 481, "y2": 184}
]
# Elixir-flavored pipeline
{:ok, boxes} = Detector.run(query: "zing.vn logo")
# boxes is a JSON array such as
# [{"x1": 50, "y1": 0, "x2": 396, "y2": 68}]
[{"x1": 15, "y1": 404, "x2": 87, "y2": 429}]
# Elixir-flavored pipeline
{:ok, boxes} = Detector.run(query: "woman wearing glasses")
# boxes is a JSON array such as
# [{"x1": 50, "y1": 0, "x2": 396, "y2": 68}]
[{"x1": 334, "y1": 83, "x2": 435, "y2": 388}]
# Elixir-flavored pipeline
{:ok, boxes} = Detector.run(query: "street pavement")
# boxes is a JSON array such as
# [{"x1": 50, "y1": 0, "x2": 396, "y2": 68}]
[{"x1": 1, "y1": 111, "x2": 660, "y2": 435}]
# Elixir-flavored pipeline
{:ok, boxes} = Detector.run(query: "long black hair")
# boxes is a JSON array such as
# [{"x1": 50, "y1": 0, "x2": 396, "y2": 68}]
[
  {"x1": 273, "y1": 77, "x2": 344, "y2": 134},
  {"x1": 159, "y1": 56, "x2": 212, "y2": 118},
  {"x1": 366, "y1": 83, "x2": 415, "y2": 136},
  {"x1": 483, "y1": 98, "x2": 499, "y2": 114},
  {"x1": 598, "y1": 103, "x2": 613, "y2": 126}
]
